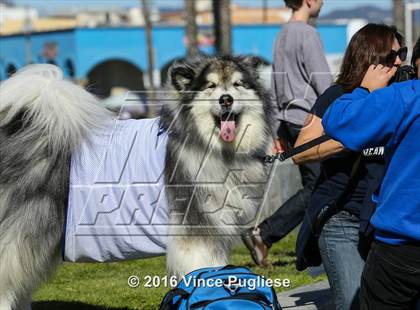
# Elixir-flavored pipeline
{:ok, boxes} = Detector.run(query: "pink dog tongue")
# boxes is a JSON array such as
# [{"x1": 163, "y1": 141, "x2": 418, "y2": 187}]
[{"x1": 220, "y1": 120, "x2": 236, "y2": 142}]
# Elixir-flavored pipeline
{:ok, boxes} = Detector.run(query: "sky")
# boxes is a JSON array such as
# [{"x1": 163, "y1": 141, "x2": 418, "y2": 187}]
[{"x1": 13, "y1": 0, "x2": 394, "y2": 16}]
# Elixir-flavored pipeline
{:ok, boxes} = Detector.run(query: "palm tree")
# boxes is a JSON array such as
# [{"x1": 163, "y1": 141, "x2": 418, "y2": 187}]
[
  {"x1": 185, "y1": 0, "x2": 198, "y2": 57},
  {"x1": 0, "y1": 0, "x2": 15, "y2": 5},
  {"x1": 213, "y1": 0, "x2": 231, "y2": 55},
  {"x1": 262, "y1": 0, "x2": 268, "y2": 23},
  {"x1": 393, "y1": 0, "x2": 405, "y2": 35},
  {"x1": 141, "y1": 0, "x2": 156, "y2": 116}
]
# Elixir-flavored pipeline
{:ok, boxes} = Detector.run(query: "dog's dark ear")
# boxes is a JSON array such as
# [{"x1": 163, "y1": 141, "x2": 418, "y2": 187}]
[
  {"x1": 238, "y1": 55, "x2": 265, "y2": 71},
  {"x1": 169, "y1": 61, "x2": 195, "y2": 91}
]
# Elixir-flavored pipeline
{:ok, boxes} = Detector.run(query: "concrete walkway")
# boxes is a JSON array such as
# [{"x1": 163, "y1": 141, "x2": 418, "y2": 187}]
[{"x1": 278, "y1": 281, "x2": 333, "y2": 310}]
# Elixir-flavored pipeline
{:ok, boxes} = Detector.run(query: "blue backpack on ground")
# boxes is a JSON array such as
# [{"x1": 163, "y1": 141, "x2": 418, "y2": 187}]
[{"x1": 159, "y1": 265, "x2": 282, "y2": 309}]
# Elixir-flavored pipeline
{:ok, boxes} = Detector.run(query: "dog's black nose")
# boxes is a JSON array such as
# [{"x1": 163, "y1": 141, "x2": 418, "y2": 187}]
[{"x1": 219, "y1": 94, "x2": 234, "y2": 107}]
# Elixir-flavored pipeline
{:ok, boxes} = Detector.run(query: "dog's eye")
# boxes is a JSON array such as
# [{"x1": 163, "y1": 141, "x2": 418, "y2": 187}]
[
  {"x1": 234, "y1": 80, "x2": 250, "y2": 89},
  {"x1": 206, "y1": 82, "x2": 216, "y2": 89}
]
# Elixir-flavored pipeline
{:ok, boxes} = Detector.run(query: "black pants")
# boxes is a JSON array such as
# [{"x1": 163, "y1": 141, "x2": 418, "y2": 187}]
[
  {"x1": 259, "y1": 123, "x2": 320, "y2": 247},
  {"x1": 360, "y1": 241, "x2": 420, "y2": 310}
]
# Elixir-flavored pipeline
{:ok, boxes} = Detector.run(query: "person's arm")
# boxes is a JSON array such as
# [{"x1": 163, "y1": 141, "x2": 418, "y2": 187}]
[
  {"x1": 269, "y1": 67, "x2": 289, "y2": 152},
  {"x1": 322, "y1": 66, "x2": 407, "y2": 150},
  {"x1": 292, "y1": 113, "x2": 344, "y2": 164},
  {"x1": 302, "y1": 31, "x2": 333, "y2": 96},
  {"x1": 269, "y1": 68, "x2": 283, "y2": 139}
]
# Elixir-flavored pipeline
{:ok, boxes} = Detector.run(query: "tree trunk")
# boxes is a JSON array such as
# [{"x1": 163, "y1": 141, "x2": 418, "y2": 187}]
[
  {"x1": 141, "y1": 0, "x2": 156, "y2": 116},
  {"x1": 185, "y1": 0, "x2": 198, "y2": 57},
  {"x1": 213, "y1": 0, "x2": 232, "y2": 55},
  {"x1": 393, "y1": 0, "x2": 405, "y2": 36},
  {"x1": 262, "y1": 0, "x2": 268, "y2": 23},
  {"x1": 0, "y1": 0, "x2": 15, "y2": 5}
]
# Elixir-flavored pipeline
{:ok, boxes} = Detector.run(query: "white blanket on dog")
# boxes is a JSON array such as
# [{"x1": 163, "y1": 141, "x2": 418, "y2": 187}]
[{"x1": 64, "y1": 118, "x2": 169, "y2": 262}]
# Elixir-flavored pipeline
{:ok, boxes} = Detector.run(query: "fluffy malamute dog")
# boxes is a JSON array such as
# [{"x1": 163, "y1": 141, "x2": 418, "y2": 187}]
[
  {"x1": 161, "y1": 55, "x2": 274, "y2": 277},
  {"x1": 0, "y1": 55, "x2": 273, "y2": 309}
]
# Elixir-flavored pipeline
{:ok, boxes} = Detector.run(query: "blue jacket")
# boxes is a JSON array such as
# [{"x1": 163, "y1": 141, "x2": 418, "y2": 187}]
[{"x1": 322, "y1": 80, "x2": 420, "y2": 245}]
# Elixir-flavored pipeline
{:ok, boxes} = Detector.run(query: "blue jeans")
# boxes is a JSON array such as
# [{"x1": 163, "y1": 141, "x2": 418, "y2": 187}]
[{"x1": 318, "y1": 210, "x2": 365, "y2": 310}]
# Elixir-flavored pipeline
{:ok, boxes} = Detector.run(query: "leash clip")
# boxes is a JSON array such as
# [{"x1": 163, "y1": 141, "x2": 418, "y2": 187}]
[
  {"x1": 264, "y1": 152, "x2": 285, "y2": 165},
  {"x1": 264, "y1": 155, "x2": 275, "y2": 165}
]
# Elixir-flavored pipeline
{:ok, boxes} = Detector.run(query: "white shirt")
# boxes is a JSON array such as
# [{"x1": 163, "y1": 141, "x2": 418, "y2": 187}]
[{"x1": 64, "y1": 118, "x2": 169, "y2": 262}]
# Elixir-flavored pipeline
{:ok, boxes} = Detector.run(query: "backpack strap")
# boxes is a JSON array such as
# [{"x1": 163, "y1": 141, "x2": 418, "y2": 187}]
[
  {"x1": 219, "y1": 264, "x2": 249, "y2": 271},
  {"x1": 190, "y1": 292, "x2": 274, "y2": 309}
]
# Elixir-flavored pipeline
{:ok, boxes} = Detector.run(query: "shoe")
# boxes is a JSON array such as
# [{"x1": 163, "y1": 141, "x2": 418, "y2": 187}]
[{"x1": 241, "y1": 227, "x2": 269, "y2": 267}]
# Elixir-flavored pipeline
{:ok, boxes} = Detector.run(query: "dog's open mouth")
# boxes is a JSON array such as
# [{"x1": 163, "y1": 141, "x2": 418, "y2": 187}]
[{"x1": 214, "y1": 112, "x2": 239, "y2": 143}]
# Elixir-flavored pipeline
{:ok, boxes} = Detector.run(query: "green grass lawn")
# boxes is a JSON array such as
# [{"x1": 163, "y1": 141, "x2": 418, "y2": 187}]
[{"x1": 32, "y1": 232, "x2": 325, "y2": 310}]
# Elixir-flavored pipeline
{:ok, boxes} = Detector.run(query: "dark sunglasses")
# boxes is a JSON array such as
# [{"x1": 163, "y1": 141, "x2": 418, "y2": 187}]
[{"x1": 386, "y1": 47, "x2": 408, "y2": 67}]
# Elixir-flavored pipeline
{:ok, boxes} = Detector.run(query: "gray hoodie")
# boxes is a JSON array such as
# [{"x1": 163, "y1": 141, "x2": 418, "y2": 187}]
[{"x1": 271, "y1": 21, "x2": 333, "y2": 136}]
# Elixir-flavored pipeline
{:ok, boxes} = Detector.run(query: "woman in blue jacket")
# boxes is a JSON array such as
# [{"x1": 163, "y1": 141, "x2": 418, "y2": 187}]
[
  {"x1": 322, "y1": 63, "x2": 420, "y2": 309},
  {"x1": 293, "y1": 24, "x2": 406, "y2": 310}
]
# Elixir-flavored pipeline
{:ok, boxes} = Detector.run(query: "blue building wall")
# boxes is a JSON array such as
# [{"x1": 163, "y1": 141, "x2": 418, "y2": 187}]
[
  {"x1": 0, "y1": 30, "x2": 77, "y2": 79},
  {"x1": 232, "y1": 24, "x2": 347, "y2": 60},
  {"x1": 0, "y1": 24, "x2": 348, "y2": 81},
  {"x1": 0, "y1": 35, "x2": 26, "y2": 80},
  {"x1": 33, "y1": 31, "x2": 76, "y2": 74}
]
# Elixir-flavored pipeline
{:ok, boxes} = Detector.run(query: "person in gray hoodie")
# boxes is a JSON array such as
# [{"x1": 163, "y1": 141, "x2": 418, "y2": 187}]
[{"x1": 242, "y1": 0, "x2": 332, "y2": 267}]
